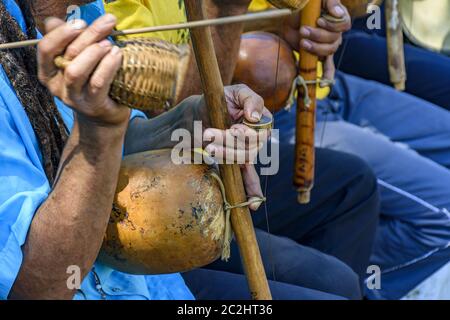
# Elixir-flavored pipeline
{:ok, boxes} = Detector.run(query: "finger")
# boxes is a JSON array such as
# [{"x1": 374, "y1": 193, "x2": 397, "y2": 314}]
[
  {"x1": 230, "y1": 123, "x2": 271, "y2": 148},
  {"x1": 241, "y1": 164, "x2": 264, "y2": 211},
  {"x1": 63, "y1": 40, "x2": 113, "y2": 95},
  {"x1": 203, "y1": 127, "x2": 257, "y2": 151},
  {"x1": 88, "y1": 45, "x2": 123, "y2": 97},
  {"x1": 300, "y1": 37, "x2": 342, "y2": 57},
  {"x1": 317, "y1": 15, "x2": 351, "y2": 33},
  {"x1": 205, "y1": 143, "x2": 260, "y2": 165},
  {"x1": 300, "y1": 26, "x2": 341, "y2": 44},
  {"x1": 233, "y1": 84, "x2": 266, "y2": 123},
  {"x1": 38, "y1": 19, "x2": 87, "y2": 82},
  {"x1": 43, "y1": 17, "x2": 65, "y2": 34},
  {"x1": 64, "y1": 14, "x2": 117, "y2": 60},
  {"x1": 324, "y1": 0, "x2": 346, "y2": 19},
  {"x1": 204, "y1": 125, "x2": 267, "y2": 150},
  {"x1": 322, "y1": 55, "x2": 336, "y2": 86}
]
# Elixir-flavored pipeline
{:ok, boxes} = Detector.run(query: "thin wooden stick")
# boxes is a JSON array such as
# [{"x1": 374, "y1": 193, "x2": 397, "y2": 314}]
[
  {"x1": 0, "y1": 9, "x2": 291, "y2": 50},
  {"x1": 184, "y1": 0, "x2": 272, "y2": 300},
  {"x1": 385, "y1": 0, "x2": 406, "y2": 91},
  {"x1": 294, "y1": 0, "x2": 321, "y2": 204}
]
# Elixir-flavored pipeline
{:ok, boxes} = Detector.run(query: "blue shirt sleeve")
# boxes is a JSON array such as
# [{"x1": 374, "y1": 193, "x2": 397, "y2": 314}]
[
  {"x1": 0, "y1": 99, "x2": 145, "y2": 300},
  {"x1": 0, "y1": 0, "x2": 157, "y2": 300},
  {"x1": 0, "y1": 98, "x2": 51, "y2": 299}
]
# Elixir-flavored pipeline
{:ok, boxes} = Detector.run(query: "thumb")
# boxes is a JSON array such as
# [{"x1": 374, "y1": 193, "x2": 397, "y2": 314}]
[
  {"x1": 231, "y1": 84, "x2": 264, "y2": 123},
  {"x1": 241, "y1": 164, "x2": 264, "y2": 211},
  {"x1": 322, "y1": 55, "x2": 336, "y2": 86}
]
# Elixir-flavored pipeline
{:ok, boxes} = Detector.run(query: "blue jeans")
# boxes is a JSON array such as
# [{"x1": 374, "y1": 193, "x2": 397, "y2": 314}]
[
  {"x1": 336, "y1": 4, "x2": 450, "y2": 109},
  {"x1": 183, "y1": 229, "x2": 359, "y2": 300},
  {"x1": 313, "y1": 72, "x2": 450, "y2": 299},
  {"x1": 184, "y1": 148, "x2": 380, "y2": 300}
]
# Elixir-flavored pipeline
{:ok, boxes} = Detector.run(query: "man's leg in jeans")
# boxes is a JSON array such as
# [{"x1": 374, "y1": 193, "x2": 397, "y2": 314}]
[
  {"x1": 315, "y1": 73, "x2": 450, "y2": 298},
  {"x1": 330, "y1": 72, "x2": 450, "y2": 168},
  {"x1": 248, "y1": 109, "x2": 380, "y2": 282},
  {"x1": 182, "y1": 269, "x2": 346, "y2": 300},
  {"x1": 335, "y1": 31, "x2": 450, "y2": 110},
  {"x1": 206, "y1": 229, "x2": 362, "y2": 300}
]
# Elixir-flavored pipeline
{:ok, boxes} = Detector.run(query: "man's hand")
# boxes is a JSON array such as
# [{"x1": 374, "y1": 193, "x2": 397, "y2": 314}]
[
  {"x1": 202, "y1": 84, "x2": 272, "y2": 211},
  {"x1": 38, "y1": 14, "x2": 130, "y2": 127},
  {"x1": 280, "y1": 0, "x2": 351, "y2": 82},
  {"x1": 282, "y1": 0, "x2": 351, "y2": 56}
]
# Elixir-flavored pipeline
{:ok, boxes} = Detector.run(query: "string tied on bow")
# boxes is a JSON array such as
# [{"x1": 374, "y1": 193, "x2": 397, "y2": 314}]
[
  {"x1": 285, "y1": 75, "x2": 335, "y2": 110},
  {"x1": 208, "y1": 171, "x2": 266, "y2": 261}
]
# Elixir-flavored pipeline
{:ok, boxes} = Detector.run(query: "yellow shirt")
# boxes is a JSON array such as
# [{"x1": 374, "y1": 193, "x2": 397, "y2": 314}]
[
  {"x1": 103, "y1": 0, "x2": 189, "y2": 44},
  {"x1": 249, "y1": 0, "x2": 273, "y2": 11}
]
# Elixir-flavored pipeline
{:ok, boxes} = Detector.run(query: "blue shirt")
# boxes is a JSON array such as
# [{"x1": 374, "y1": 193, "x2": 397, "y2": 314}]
[{"x1": 0, "y1": 0, "x2": 194, "y2": 300}]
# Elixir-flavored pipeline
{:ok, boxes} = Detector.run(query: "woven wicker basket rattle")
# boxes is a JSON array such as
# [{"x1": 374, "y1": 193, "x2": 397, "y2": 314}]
[
  {"x1": 267, "y1": 0, "x2": 309, "y2": 10},
  {"x1": 54, "y1": 38, "x2": 190, "y2": 114}
]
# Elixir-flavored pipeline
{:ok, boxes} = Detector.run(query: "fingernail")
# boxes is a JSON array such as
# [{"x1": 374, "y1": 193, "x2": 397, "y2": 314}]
[
  {"x1": 205, "y1": 145, "x2": 216, "y2": 157},
  {"x1": 302, "y1": 40, "x2": 312, "y2": 50},
  {"x1": 334, "y1": 5, "x2": 345, "y2": 17},
  {"x1": 103, "y1": 13, "x2": 117, "y2": 24},
  {"x1": 70, "y1": 19, "x2": 86, "y2": 30},
  {"x1": 110, "y1": 45, "x2": 121, "y2": 55},
  {"x1": 249, "y1": 197, "x2": 262, "y2": 211},
  {"x1": 300, "y1": 27, "x2": 311, "y2": 37},
  {"x1": 204, "y1": 129, "x2": 214, "y2": 141},
  {"x1": 251, "y1": 111, "x2": 261, "y2": 121},
  {"x1": 317, "y1": 18, "x2": 326, "y2": 27},
  {"x1": 99, "y1": 39, "x2": 112, "y2": 48}
]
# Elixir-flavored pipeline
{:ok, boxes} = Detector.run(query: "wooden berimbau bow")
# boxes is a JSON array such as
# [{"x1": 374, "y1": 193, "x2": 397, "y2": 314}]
[
  {"x1": 184, "y1": 0, "x2": 272, "y2": 300},
  {"x1": 295, "y1": 0, "x2": 322, "y2": 204}
]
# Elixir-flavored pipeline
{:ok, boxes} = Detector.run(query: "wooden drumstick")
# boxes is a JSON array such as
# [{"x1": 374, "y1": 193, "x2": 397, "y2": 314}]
[
  {"x1": 294, "y1": 0, "x2": 322, "y2": 204},
  {"x1": 184, "y1": 0, "x2": 272, "y2": 300}
]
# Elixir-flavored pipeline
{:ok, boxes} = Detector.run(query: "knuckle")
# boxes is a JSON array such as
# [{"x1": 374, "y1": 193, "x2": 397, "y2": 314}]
[
  {"x1": 322, "y1": 20, "x2": 331, "y2": 30},
  {"x1": 88, "y1": 24, "x2": 105, "y2": 38},
  {"x1": 64, "y1": 66, "x2": 81, "y2": 84},
  {"x1": 37, "y1": 41, "x2": 51, "y2": 57},
  {"x1": 254, "y1": 94, "x2": 264, "y2": 105},
  {"x1": 235, "y1": 83, "x2": 249, "y2": 91},
  {"x1": 329, "y1": 31, "x2": 340, "y2": 41},
  {"x1": 47, "y1": 86, "x2": 58, "y2": 97},
  {"x1": 65, "y1": 44, "x2": 81, "y2": 59},
  {"x1": 89, "y1": 76, "x2": 105, "y2": 90},
  {"x1": 311, "y1": 28, "x2": 321, "y2": 39}
]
